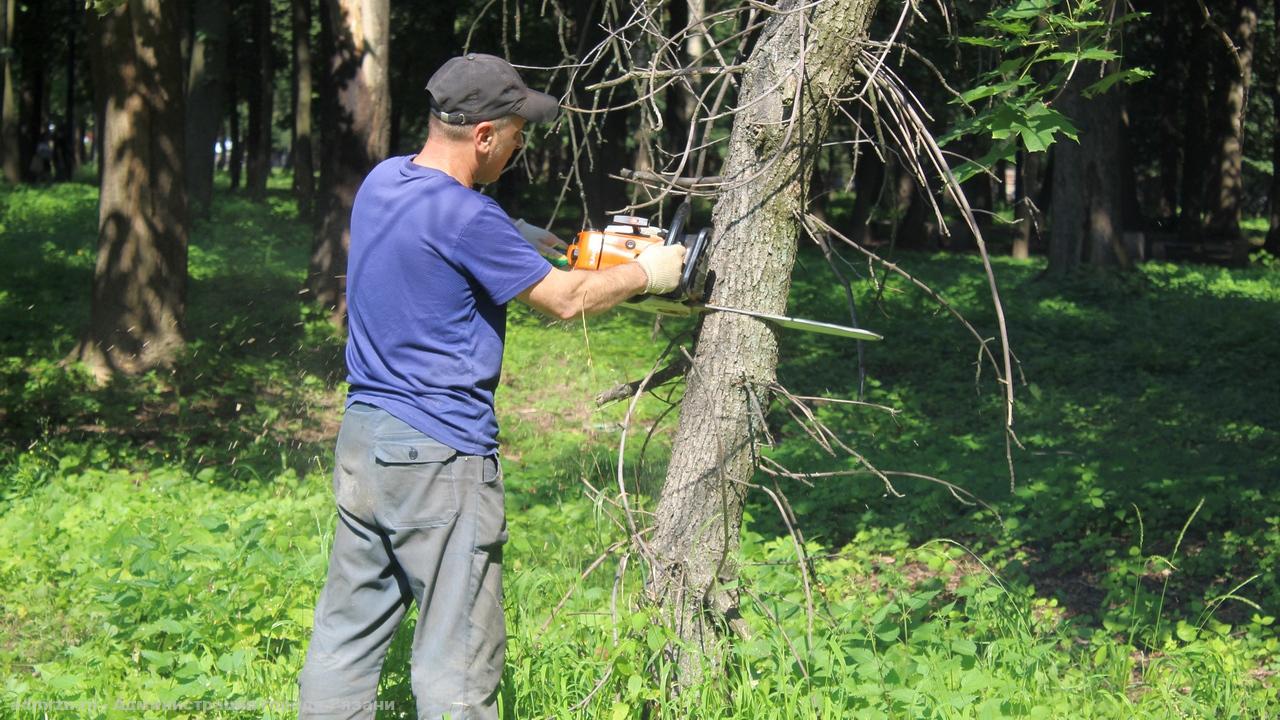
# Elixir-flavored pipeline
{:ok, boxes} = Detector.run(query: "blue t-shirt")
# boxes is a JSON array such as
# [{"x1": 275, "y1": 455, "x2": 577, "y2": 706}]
[{"x1": 344, "y1": 156, "x2": 552, "y2": 455}]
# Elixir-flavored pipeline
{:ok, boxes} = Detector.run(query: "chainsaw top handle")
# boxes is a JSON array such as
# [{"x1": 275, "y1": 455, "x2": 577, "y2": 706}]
[{"x1": 665, "y1": 200, "x2": 691, "y2": 248}]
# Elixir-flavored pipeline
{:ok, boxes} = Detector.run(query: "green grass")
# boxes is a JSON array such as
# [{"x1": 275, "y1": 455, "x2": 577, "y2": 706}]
[{"x1": 0, "y1": 179, "x2": 1276, "y2": 718}]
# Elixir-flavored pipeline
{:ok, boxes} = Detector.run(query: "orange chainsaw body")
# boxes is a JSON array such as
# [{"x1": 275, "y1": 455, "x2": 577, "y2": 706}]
[
  {"x1": 561, "y1": 204, "x2": 711, "y2": 302},
  {"x1": 564, "y1": 228, "x2": 665, "y2": 271}
]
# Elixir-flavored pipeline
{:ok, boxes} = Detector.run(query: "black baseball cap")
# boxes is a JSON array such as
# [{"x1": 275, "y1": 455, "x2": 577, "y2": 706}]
[{"x1": 426, "y1": 53, "x2": 559, "y2": 125}]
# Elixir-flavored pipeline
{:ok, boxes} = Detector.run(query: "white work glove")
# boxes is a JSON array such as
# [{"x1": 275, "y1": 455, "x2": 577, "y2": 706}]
[
  {"x1": 512, "y1": 218, "x2": 568, "y2": 260},
  {"x1": 635, "y1": 244, "x2": 687, "y2": 294}
]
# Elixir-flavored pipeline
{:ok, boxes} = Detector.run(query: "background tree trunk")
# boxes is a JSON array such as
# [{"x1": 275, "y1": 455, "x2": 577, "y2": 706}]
[
  {"x1": 55, "y1": 0, "x2": 79, "y2": 182},
  {"x1": 645, "y1": 0, "x2": 878, "y2": 685},
  {"x1": 1013, "y1": 150, "x2": 1044, "y2": 259},
  {"x1": 245, "y1": 0, "x2": 273, "y2": 199},
  {"x1": 74, "y1": 0, "x2": 188, "y2": 378},
  {"x1": 847, "y1": 145, "x2": 884, "y2": 247},
  {"x1": 0, "y1": 0, "x2": 18, "y2": 183},
  {"x1": 185, "y1": 0, "x2": 230, "y2": 217},
  {"x1": 292, "y1": 0, "x2": 314, "y2": 219},
  {"x1": 1154, "y1": 2, "x2": 1185, "y2": 222},
  {"x1": 1178, "y1": 34, "x2": 1213, "y2": 244},
  {"x1": 1268, "y1": 0, "x2": 1280, "y2": 255},
  {"x1": 1204, "y1": 0, "x2": 1257, "y2": 243},
  {"x1": 1049, "y1": 72, "x2": 1126, "y2": 272},
  {"x1": 305, "y1": 0, "x2": 390, "y2": 321},
  {"x1": 16, "y1": 0, "x2": 47, "y2": 182}
]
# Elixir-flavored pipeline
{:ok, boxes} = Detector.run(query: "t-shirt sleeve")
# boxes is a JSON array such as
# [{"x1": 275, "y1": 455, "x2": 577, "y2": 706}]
[{"x1": 452, "y1": 201, "x2": 553, "y2": 305}]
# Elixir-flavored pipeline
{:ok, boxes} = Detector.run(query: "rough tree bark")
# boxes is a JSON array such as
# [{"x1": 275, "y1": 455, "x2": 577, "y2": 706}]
[
  {"x1": 245, "y1": 0, "x2": 274, "y2": 199},
  {"x1": 1048, "y1": 71, "x2": 1126, "y2": 272},
  {"x1": 0, "y1": 0, "x2": 17, "y2": 183},
  {"x1": 185, "y1": 0, "x2": 230, "y2": 217},
  {"x1": 305, "y1": 0, "x2": 389, "y2": 321},
  {"x1": 1204, "y1": 0, "x2": 1257, "y2": 243},
  {"x1": 292, "y1": 0, "x2": 314, "y2": 218},
  {"x1": 73, "y1": 0, "x2": 188, "y2": 378},
  {"x1": 644, "y1": 0, "x2": 878, "y2": 684}
]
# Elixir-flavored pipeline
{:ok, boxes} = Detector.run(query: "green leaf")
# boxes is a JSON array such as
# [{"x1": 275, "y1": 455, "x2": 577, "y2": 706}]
[
  {"x1": 957, "y1": 36, "x2": 1005, "y2": 48},
  {"x1": 1083, "y1": 68, "x2": 1153, "y2": 98}
]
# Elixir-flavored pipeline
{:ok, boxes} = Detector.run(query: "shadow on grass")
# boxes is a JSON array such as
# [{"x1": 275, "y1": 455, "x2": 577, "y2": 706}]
[
  {"x1": 0, "y1": 182, "x2": 348, "y2": 500},
  {"x1": 754, "y1": 248, "x2": 1280, "y2": 628}
]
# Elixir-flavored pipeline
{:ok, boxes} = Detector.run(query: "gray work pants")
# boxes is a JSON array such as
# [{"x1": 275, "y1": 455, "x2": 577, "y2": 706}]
[{"x1": 298, "y1": 402, "x2": 507, "y2": 720}]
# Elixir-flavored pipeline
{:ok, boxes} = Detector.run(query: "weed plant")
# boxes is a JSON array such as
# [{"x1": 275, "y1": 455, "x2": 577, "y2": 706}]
[{"x1": 0, "y1": 180, "x2": 1276, "y2": 717}]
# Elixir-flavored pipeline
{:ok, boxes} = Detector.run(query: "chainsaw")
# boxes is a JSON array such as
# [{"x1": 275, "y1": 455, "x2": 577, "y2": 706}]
[{"x1": 563, "y1": 201, "x2": 882, "y2": 342}]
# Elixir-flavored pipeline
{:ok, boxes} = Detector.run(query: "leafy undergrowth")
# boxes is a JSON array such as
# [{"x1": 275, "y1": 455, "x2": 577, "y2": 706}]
[{"x1": 0, "y1": 182, "x2": 1276, "y2": 717}]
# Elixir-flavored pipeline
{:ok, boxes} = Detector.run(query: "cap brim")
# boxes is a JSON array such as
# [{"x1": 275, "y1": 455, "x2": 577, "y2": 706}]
[{"x1": 516, "y1": 89, "x2": 560, "y2": 124}]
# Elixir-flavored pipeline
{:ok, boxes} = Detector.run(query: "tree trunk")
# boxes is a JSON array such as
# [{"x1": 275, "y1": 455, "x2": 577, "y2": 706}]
[
  {"x1": 1204, "y1": 0, "x2": 1257, "y2": 242},
  {"x1": 1013, "y1": 150, "x2": 1045, "y2": 259},
  {"x1": 55, "y1": 0, "x2": 79, "y2": 182},
  {"x1": 1048, "y1": 71, "x2": 1126, "y2": 272},
  {"x1": 645, "y1": 0, "x2": 877, "y2": 685},
  {"x1": 185, "y1": 0, "x2": 230, "y2": 217},
  {"x1": 1268, "y1": 0, "x2": 1280, "y2": 255},
  {"x1": 663, "y1": 0, "x2": 704, "y2": 156},
  {"x1": 73, "y1": 0, "x2": 188, "y2": 378},
  {"x1": 847, "y1": 146, "x2": 883, "y2": 247},
  {"x1": 292, "y1": 0, "x2": 314, "y2": 218},
  {"x1": 891, "y1": 162, "x2": 931, "y2": 250},
  {"x1": 1154, "y1": 1, "x2": 1185, "y2": 222},
  {"x1": 228, "y1": 95, "x2": 243, "y2": 189},
  {"x1": 245, "y1": 0, "x2": 273, "y2": 198},
  {"x1": 17, "y1": 0, "x2": 47, "y2": 182},
  {"x1": 305, "y1": 0, "x2": 389, "y2": 321},
  {"x1": 0, "y1": 0, "x2": 18, "y2": 183},
  {"x1": 1179, "y1": 33, "x2": 1213, "y2": 244}
]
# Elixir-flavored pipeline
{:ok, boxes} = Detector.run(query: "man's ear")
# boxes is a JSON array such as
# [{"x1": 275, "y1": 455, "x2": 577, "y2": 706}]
[{"x1": 475, "y1": 121, "x2": 497, "y2": 150}]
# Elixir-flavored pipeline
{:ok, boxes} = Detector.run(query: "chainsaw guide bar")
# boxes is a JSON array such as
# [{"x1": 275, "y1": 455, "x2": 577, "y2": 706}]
[{"x1": 563, "y1": 201, "x2": 883, "y2": 342}]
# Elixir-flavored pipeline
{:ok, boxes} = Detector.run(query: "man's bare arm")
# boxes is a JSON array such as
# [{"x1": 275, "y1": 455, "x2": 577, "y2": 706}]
[
  {"x1": 517, "y1": 263, "x2": 648, "y2": 320},
  {"x1": 517, "y1": 244, "x2": 686, "y2": 320}
]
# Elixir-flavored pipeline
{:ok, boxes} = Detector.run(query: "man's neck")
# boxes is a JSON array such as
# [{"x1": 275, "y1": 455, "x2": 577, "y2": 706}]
[{"x1": 413, "y1": 142, "x2": 475, "y2": 187}]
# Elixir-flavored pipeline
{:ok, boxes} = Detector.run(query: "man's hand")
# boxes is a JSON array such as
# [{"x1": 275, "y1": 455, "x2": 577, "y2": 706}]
[
  {"x1": 635, "y1": 244, "x2": 687, "y2": 294},
  {"x1": 512, "y1": 219, "x2": 568, "y2": 260}
]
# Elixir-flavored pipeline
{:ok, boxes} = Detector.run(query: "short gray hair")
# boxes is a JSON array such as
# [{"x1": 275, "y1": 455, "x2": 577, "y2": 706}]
[{"x1": 428, "y1": 113, "x2": 514, "y2": 143}]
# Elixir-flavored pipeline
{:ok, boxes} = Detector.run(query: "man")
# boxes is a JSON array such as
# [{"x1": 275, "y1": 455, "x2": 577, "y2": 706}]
[{"x1": 297, "y1": 54, "x2": 686, "y2": 720}]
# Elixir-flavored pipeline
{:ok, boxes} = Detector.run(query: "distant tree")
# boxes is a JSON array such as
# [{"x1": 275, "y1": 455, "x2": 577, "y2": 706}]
[
  {"x1": 74, "y1": 0, "x2": 189, "y2": 377},
  {"x1": 1268, "y1": 0, "x2": 1280, "y2": 255},
  {"x1": 305, "y1": 0, "x2": 389, "y2": 321},
  {"x1": 1013, "y1": 150, "x2": 1045, "y2": 260},
  {"x1": 1179, "y1": 30, "x2": 1214, "y2": 244},
  {"x1": 15, "y1": 0, "x2": 49, "y2": 181},
  {"x1": 245, "y1": 0, "x2": 273, "y2": 198},
  {"x1": 1204, "y1": 0, "x2": 1259, "y2": 243},
  {"x1": 185, "y1": 0, "x2": 230, "y2": 216},
  {"x1": 0, "y1": 0, "x2": 18, "y2": 183},
  {"x1": 291, "y1": 0, "x2": 314, "y2": 218},
  {"x1": 55, "y1": 0, "x2": 81, "y2": 182},
  {"x1": 1049, "y1": 74, "x2": 1126, "y2": 272}
]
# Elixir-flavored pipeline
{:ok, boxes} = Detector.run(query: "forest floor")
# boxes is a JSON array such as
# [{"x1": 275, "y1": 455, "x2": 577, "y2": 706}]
[{"x1": 0, "y1": 180, "x2": 1277, "y2": 718}]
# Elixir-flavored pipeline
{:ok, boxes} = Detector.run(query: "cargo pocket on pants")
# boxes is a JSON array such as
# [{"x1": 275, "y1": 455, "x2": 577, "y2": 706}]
[{"x1": 372, "y1": 439, "x2": 459, "y2": 529}]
